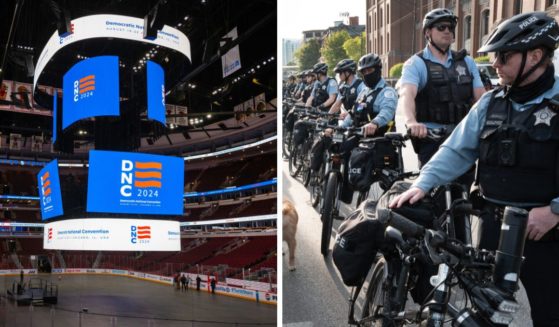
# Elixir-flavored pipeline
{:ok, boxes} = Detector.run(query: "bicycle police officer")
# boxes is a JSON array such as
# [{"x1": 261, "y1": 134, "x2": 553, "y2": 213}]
[
  {"x1": 329, "y1": 59, "x2": 365, "y2": 116},
  {"x1": 305, "y1": 62, "x2": 338, "y2": 111},
  {"x1": 397, "y1": 8, "x2": 485, "y2": 167},
  {"x1": 340, "y1": 53, "x2": 397, "y2": 137},
  {"x1": 391, "y1": 12, "x2": 559, "y2": 327}
]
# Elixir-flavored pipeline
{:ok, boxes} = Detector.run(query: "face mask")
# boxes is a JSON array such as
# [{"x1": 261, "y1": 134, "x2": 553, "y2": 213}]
[{"x1": 363, "y1": 69, "x2": 381, "y2": 88}]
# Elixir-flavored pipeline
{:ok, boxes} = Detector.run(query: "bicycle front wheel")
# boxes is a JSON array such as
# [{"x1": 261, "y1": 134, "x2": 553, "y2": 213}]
[
  {"x1": 289, "y1": 145, "x2": 302, "y2": 177},
  {"x1": 320, "y1": 172, "x2": 338, "y2": 256},
  {"x1": 361, "y1": 257, "x2": 398, "y2": 327}
]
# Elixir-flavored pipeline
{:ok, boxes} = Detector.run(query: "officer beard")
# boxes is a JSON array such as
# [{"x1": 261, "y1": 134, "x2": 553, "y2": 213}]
[{"x1": 363, "y1": 70, "x2": 382, "y2": 88}]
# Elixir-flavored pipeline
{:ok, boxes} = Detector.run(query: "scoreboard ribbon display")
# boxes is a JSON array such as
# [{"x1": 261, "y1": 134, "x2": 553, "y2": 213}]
[
  {"x1": 86, "y1": 150, "x2": 184, "y2": 215},
  {"x1": 38, "y1": 159, "x2": 64, "y2": 220}
]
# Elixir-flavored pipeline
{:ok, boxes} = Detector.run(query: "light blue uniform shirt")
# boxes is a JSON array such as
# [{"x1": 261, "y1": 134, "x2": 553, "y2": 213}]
[
  {"x1": 399, "y1": 46, "x2": 484, "y2": 129},
  {"x1": 311, "y1": 78, "x2": 338, "y2": 98},
  {"x1": 413, "y1": 76, "x2": 559, "y2": 192},
  {"x1": 336, "y1": 77, "x2": 366, "y2": 102},
  {"x1": 352, "y1": 78, "x2": 397, "y2": 128}
]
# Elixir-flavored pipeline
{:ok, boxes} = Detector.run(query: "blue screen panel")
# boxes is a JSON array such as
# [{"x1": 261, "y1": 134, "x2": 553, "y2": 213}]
[
  {"x1": 86, "y1": 150, "x2": 184, "y2": 215},
  {"x1": 62, "y1": 56, "x2": 120, "y2": 129},
  {"x1": 38, "y1": 159, "x2": 64, "y2": 220},
  {"x1": 53, "y1": 94, "x2": 57, "y2": 143},
  {"x1": 147, "y1": 61, "x2": 166, "y2": 124}
]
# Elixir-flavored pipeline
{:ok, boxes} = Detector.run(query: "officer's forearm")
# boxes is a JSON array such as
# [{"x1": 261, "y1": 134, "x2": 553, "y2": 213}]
[
  {"x1": 399, "y1": 92, "x2": 417, "y2": 125},
  {"x1": 322, "y1": 94, "x2": 337, "y2": 108}
]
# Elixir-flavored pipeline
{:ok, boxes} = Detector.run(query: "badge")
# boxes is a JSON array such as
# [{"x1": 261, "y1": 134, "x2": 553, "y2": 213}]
[
  {"x1": 455, "y1": 65, "x2": 466, "y2": 77},
  {"x1": 366, "y1": 95, "x2": 373, "y2": 103},
  {"x1": 533, "y1": 107, "x2": 556, "y2": 126},
  {"x1": 350, "y1": 88, "x2": 355, "y2": 94}
]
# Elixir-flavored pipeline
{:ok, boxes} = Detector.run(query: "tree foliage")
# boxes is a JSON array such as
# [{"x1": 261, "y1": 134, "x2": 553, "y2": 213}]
[
  {"x1": 294, "y1": 39, "x2": 321, "y2": 71},
  {"x1": 343, "y1": 32, "x2": 366, "y2": 62},
  {"x1": 389, "y1": 63, "x2": 404, "y2": 78},
  {"x1": 474, "y1": 55, "x2": 490, "y2": 63},
  {"x1": 321, "y1": 30, "x2": 350, "y2": 75}
]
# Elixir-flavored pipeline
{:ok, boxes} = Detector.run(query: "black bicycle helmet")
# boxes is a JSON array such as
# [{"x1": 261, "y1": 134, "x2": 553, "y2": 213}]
[
  {"x1": 312, "y1": 62, "x2": 328, "y2": 75},
  {"x1": 478, "y1": 12, "x2": 559, "y2": 53},
  {"x1": 358, "y1": 53, "x2": 381, "y2": 71},
  {"x1": 422, "y1": 8, "x2": 457, "y2": 31},
  {"x1": 334, "y1": 59, "x2": 357, "y2": 74}
]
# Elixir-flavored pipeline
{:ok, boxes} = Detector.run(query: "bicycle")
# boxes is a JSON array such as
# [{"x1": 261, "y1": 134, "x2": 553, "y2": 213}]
[{"x1": 352, "y1": 201, "x2": 528, "y2": 327}]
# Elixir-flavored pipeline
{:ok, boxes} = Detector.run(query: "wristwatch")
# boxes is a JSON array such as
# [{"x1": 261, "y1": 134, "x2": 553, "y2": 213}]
[{"x1": 551, "y1": 198, "x2": 559, "y2": 215}]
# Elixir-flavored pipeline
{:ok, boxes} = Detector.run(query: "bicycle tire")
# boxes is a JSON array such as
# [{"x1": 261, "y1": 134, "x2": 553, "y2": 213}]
[
  {"x1": 283, "y1": 130, "x2": 293, "y2": 158},
  {"x1": 302, "y1": 165, "x2": 311, "y2": 187},
  {"x1": 361, "y1": 257, "x2": 399, "y2": 327},
  {"x1": 320, "y1": 173, "x2": 338, "y2": 256},
  {"x1": 310, "y1": 170, "x2": 321, "y2": 208},
  {"x1": 289, "y1": 145, "x2": 302, "y2": 177}
]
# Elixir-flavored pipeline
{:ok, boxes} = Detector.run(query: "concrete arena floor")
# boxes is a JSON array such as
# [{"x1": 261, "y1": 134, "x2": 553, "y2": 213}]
[{"x1": 0, "y1": 274, "x2": 276, "y2": 327}]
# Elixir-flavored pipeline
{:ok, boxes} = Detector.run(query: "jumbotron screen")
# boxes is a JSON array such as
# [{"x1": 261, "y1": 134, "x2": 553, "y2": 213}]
[{"x1": 86, "y1": 150, "x2": 184, "y2": 215}]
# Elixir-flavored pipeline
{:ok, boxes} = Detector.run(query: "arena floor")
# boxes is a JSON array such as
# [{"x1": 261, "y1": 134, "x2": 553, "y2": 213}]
[{"x1": 0, "y1": 274, "x2": 276, "y2": 327}]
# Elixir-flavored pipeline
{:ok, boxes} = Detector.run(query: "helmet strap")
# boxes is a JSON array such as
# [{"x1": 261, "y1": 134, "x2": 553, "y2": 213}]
[
  {"x1": 507, "y1": 50, "x2": 547, "y2": 96},
  {"x1": 428, "y1": 37, "x2": 449, "y2": 55}
]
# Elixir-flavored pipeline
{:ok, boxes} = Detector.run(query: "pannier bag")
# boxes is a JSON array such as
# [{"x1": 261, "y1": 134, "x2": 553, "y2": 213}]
[
  {"x1": 333, "y1": 200, "x2": 384, "y2": 286},
  {"x1": 348, "y1": 138, "x2": 399, "y2": 191},
  {"x1": 292, "y1": 120, "x2": 309, "y2": 147},
  {"x1": 310, "y1": 136, "x2": 331, "y2": 171}
]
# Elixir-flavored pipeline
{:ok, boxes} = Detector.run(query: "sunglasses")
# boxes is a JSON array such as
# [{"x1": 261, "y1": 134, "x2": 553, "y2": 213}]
[
  {"x1": 434, "y1": 23, "x2": 455, "y2": 32},
  {"x1": 493, "y1": 51, "x2": 518, "y2": 65}
]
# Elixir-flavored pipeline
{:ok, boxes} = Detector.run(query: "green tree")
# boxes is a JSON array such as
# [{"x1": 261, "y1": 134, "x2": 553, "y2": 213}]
[
  {"x1": 294, "y1": 39, "x2": 321, "y2": 71},
  {"x1": 321, "y1": 30, "x2": 350, "y2": 75},
  {"x1": 389, "y1": 63, "x2": 404, "y2": 78},
  {"x1": 343, "y1": 32, "x2": 366, "y2": 62}
]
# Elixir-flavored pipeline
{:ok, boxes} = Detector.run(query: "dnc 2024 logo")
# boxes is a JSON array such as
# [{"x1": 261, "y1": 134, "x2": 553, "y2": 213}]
[
  {"x1": 120, "y1": 160, "x2": 162, "y2": 198},
  {"x1": 131, "y1": 225, "x2": 151, "y2": 244},
  {"x1": 40, "y1": 171, "x2": 52, "y2": 206},
  {"x1": 73, "y1": 74, "x2": 96, "y2": 102}
]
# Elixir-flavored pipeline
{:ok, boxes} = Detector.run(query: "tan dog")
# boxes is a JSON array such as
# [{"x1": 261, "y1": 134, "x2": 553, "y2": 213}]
[{"x1": 283, "y1": 200, "x2": 298, "y2": 271}]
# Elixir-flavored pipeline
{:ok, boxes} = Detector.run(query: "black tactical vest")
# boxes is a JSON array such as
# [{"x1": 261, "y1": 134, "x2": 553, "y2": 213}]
[
  {"x1": 478, "y1": 91, "x2": 559, "y2": 206},
  {"x1": 350, "y1": 87, "x2": 390, "y2": 135},
  {"x1": 302, "y1": 83, "x2": 313, "y2": 103},
  {"x1": 340, "y1": 79, "x2": 363, "y2": 110},
  {"x1": 312, "y1": 77, "x2": 335, "y2": 109},
  {"x1": 415, "y1": 50, "x2": 473, "y2": 124}
]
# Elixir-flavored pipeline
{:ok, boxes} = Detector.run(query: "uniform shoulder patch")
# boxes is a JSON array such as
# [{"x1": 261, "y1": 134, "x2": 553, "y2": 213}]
[
  {"x1": 383, "y1": 88, "x2": 396, "y2": 99},
  {"x1": 329, "y1": 79, "x2": 337, "y2": 87}
]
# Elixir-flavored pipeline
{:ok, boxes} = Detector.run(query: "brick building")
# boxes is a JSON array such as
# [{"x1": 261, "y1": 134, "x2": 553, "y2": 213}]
[{"x1": 366, "y1": 0, "x2": 559, "y2": 76}]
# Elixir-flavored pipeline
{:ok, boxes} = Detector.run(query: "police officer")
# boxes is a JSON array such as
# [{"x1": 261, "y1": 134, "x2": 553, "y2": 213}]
[
  {"x1": 329, "y1": 59, "x2": 365, "y2": 115},
  {"x1": 284, "y1": 74, "x2": 297, "y2": 99},
  {"x1": 397, "y1": 8, "x2": 485, "y2": 167},
  {"x1": 305, "y1": 62, "x2": 338, "y2": 111},
  {"x1": 391, "y1": 12, "x2": 559, "y2": 327},
  {"x1": 340, "y1": 53, "x2": 397, "y2": 136},
  {"x1": 301, "y1": 70, "x2": 316, "y2": 104},
  {"x1": 293, "y1": 71, "x2": 306, "y2": 100}
]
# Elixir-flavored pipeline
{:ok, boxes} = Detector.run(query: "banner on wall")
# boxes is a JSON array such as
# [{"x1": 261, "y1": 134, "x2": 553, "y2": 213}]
[
  {"x1": 0, "y1": 80, "x2": 53, "y2": 116},
  {"x1": 38, "y1": 160, "x2": 64, "y2": 220},
  {"x1": 34, "y1": 14, "x2": 191, "y2": 91},
  {"x1": 86, "y1": 150, "x2": 184, "y2": 215},
  {"x1": 221, "y1": 27, "x2": 241, "y2": 78},
  {"x1": 62, "y1": 56, "x2": 120, "y2": 129}
]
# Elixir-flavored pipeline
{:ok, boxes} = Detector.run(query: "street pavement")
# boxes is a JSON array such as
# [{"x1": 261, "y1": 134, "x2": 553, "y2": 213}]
[{"x1": 282, "y1": 111, "x2": 532, "y2": 326}]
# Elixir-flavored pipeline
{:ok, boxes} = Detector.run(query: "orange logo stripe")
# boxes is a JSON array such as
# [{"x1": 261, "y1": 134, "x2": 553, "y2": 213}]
[
  {"x1": 134, "y1": 180, "x2": 161, "y2": 188},
  {"x1": 137, "y1": 226, "x2": 150, "y2": 230},
  {"x1": 43, "y1": 179, "x2": 51, "y2": 188},
  {"x1": 79, "y1": 75, "x2": 95, "y2": 83},
  {"x1": 79, "y1": 86, "x2": 95, "y2": 94},
  {"x1": 134, "y1": 171, "x2": 161, "y2": 179},
  {"x1": 41, "y1": 172, "x2": 50, "y2": 181},
  {"x1": 44, "y1": 188, "x2": 52, "y2": 196},
  {"x1": 137, "y1": 230, "x2": 150, "y2": 235},
  {"x1": 135, "y1": 162, "x2": 162, "y2": 170},
  {"x1": 80, "y1": 80, "x2": 95, "y2": 88},
  {"x1": 137, "y1": 235, "x2": 151, "y2": 239}
]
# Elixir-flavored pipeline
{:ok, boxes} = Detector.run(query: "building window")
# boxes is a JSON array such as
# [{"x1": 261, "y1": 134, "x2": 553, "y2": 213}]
[
  {"x1": 464, "y1": 16, "x2": 471, "y2": 41},
  {"x1": 387, "y1": 4, "x2": 389, "y2": 24},
  {"x1": 379, "y1": 8, "x2": 383, "y2": 27},
  {"x1": 514, "y1": 0, "x2": 522, "y2": 15},
  {"x1": 547, "y1": 0, "x2": 557, "y2": 7},
  {"x1": 481, "y1": 10, "x2": 489, "y2": 37}
]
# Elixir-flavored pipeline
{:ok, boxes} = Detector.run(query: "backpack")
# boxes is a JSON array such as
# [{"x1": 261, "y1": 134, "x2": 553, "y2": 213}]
[
  {"x1": 347, "y1": 145, "x2": 375, "y2": 192},
  {"x1": 333, "y1": 200, "x2": 385, "y2": 286}
]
